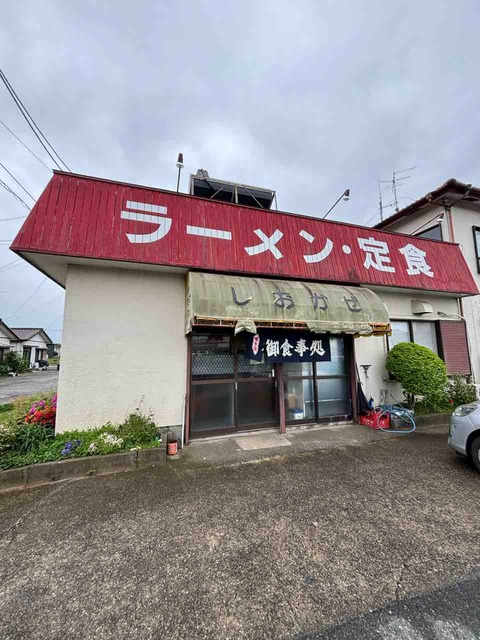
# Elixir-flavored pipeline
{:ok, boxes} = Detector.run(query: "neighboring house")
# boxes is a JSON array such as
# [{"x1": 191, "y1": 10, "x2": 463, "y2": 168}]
[
  {"x1": 375, "y1": 178, "x2": 480, "y2": 381},
  {"x1": 0, "y1": 319, "x2": 17, "y2": 362},
  {"x1": 10, "y1": 328, "x2": 53, "y2": 367},
  {"x1": 47, "y1": 343, "x2": 61, "y2": 358}
]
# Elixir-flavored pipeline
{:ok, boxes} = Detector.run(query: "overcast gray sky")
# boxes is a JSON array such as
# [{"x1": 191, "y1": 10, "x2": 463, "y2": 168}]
[{"x1": 1, "y1": 0, "x2": 479, "y2": 341}]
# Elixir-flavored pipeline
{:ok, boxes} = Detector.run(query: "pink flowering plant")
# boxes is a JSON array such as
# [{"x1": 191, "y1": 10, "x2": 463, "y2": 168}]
[
  {"x1": 25, "y1": 394, "x2": 57, "y2": 427},
  {"x1": 0, "y1": 396, "x2": 161, "y2": 470}
]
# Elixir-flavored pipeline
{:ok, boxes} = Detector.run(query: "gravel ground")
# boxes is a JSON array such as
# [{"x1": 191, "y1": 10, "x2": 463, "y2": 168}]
[
  {"x1": 0, "y1": 427, "x2": 479, "y2": 639},
  {"x1": 0, "y1": 369, "x2": 58, "y2": 404}
]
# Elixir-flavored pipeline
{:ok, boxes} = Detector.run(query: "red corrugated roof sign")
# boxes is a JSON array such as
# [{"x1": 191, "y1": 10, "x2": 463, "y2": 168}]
[{"x1": 10, "y1": 172, "x2": 479, "y2": 295}]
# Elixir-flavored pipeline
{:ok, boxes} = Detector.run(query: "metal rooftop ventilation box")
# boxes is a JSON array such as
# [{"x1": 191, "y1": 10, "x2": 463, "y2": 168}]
[{"x1": 189, "y1": 169, "x2": 276, "y2": 209}]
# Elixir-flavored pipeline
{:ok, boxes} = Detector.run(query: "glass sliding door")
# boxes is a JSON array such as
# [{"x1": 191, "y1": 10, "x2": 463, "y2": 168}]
[
  {"x1": 284, "y1": 337, "x2": 352, "y2": 424},
  {"x1": 236, "y1": 339, "x2": 276, "y2": 428},
  {"x1": 190, "y1": 333, "x2": 235, "y2": 434},
  {"x1": 283, "y1": 362, "x2": 315, "y2": 422},
  {"x1": 190, "y1": 331, "x2": 352, "y2": 437},
  {"x1": 190, "y1": 331, "x2": 278, "y2": 437},
  {"x1": 315, "y1": 337, "x2": 351, "y2": 419}
]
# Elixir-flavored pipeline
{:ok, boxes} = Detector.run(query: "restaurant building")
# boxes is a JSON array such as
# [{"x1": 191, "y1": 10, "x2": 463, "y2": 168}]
[{"x1": 10, "y1": 171, "x2": 478, "y2": 441}]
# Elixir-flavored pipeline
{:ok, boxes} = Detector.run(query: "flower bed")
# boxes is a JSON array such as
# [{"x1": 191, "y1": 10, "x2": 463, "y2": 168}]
[{"x1": 0, "y1": 393, "x2": 162, "y2": 470}]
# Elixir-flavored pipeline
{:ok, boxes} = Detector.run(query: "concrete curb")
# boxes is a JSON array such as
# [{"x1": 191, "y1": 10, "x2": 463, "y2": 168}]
[
  {"x1": 414, "y1": 413, "x2": 451, "y2": 427},
  {"x1": 0, "y1": 446, "x2": 166, "y2": 493}
]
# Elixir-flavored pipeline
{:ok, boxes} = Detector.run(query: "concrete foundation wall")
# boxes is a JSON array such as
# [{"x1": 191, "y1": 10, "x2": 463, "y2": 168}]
[{"x1": 55, "y1": 266, "x2": 187, "y2": 433}]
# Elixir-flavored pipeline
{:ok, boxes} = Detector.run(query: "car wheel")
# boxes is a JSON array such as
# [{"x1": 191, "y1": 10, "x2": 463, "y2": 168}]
[{"x1": 470, "y1": 436, "x2": 480, "y2": 472}]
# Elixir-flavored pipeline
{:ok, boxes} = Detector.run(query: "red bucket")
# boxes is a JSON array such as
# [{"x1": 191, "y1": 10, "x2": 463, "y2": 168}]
[{"x1": 167, "y1": 441, "x2": 178, "y2": 456}]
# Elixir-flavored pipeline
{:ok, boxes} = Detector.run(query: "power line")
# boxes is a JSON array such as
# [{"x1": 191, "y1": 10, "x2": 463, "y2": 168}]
[
  {"x1": 6, "y1": 277, "x2": 46, "y2": 319},
  {"x1": 0, "y1": 215, "x2": 27, "y2": 221},
  {"x1": 0, "y1": 262, "x2": 25, "y2": 275},
  {"x1": 25, "y1": 291, "x2": 62, "y2": 315},
  {"x1": 0, "y1": 118, "x2": 51, "y2": 171},
  {"x1": 0, "y1": 178, "x2": 29, "y2": 209},
  {"x1": 0, "y1": 69, "x2": 69, "y2": 171},
  {"x1": 0, "y1": 161, "x2": 35, "y2": 202},
  {"x1": 0, "y1": 257, "x2": 21, "y2": 271},
  {"x1": 45, "y1": 312, "x2": 63, "y2": 329},
  {"x1": 0, "y1": 69, "x2": 71, "y2": 172}
]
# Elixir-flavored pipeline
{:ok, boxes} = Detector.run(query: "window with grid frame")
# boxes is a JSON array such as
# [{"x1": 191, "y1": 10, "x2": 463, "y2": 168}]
[{"x1": 388, "y1": 320, "x2": 439, "y2": 355}]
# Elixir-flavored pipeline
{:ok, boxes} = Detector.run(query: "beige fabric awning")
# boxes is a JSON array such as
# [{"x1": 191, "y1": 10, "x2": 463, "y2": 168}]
[{"x1": 186, "y1": 272, "x2": 390, "y2": 336}]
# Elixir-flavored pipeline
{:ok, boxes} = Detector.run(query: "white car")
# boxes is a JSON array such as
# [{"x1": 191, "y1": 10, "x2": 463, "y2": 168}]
[{"x1": 448, "y1": 402, "x2": 480, "y2": 472}]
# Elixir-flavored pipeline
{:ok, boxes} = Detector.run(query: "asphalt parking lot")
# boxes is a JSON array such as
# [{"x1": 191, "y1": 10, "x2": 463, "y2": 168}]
[
  {"x1": 0, "y1": 369, "x2": 58, "y2": 404},
  {"x1": 1, "y1": 427, "x2": 479, "y2": 639}
]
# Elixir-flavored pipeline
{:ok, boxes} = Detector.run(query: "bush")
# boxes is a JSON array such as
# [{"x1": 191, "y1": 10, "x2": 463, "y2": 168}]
[
  {"x1": 415, "y1": 390, "x2": 451, "y2": 415},
  {"x1": 0, "y1": 393, "x2": 161, "y2": 470},
  {"x1": 386, "y1": 342, "x2": 448, "y2": 407},
  {"x1": 10, "y1": 392, "x2": 57, "y2": 424},
  {"x1": 25, "y1": 394, "x2": 57, "y2": 427},
  {"x1": 0, "y1": 422, "x2": 19, "y2": 453},
  {"x1": 449, "y1": 375, "x2": 477, "y2": 407},
  {"x1": 3, "y1": 351, "x2": 28, "y2": 373},
  {"x1": 0, "y1": 364, "x2": 9, "y2": 376},
  {"x1": 116, "y1": 408, "x2": 157, "y2": 447}
]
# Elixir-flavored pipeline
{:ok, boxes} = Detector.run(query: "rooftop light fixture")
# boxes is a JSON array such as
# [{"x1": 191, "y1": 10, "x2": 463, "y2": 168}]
[
  {"x1": 176, "y1": 153, "x2": 184, "y2": 192},
  {"x1": 323, "y1": 189, "x2": 351, "y2": 219}
]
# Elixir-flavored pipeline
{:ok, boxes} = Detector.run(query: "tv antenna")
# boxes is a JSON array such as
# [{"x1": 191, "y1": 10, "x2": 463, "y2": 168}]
[
  {"x1": 378, "y1": 181, "x2": 384, "y2": 221},
  {"x1": 378, "y1": 166, "x2": 416, "y2": 217},
  {"x1": 392, "y1": 167, "x2": 415, "y2": 211}
]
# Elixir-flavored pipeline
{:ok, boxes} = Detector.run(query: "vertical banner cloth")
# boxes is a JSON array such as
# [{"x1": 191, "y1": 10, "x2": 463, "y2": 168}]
[{"x1": 244, "y1": 331, "x2": 331, "y2": 363}]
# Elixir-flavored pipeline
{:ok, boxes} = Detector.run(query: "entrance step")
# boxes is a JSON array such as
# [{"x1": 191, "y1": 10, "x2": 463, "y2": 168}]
[{"x1": 234, "y1": 433, "x2": 292, "y2": 451}]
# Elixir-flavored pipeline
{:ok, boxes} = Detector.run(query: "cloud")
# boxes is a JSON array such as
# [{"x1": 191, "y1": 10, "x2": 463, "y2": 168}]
[{"x1": 0, "y1": 0, "x2": 479, "y2": 334}]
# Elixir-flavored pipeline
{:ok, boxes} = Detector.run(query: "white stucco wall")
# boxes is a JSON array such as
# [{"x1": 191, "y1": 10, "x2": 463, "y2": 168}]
[
  {"x1": 55, "y1": 266, "x2": 188, "y2": 433},
  {"x1": 355, "y1": 288, "x2": 460, "y2": 405},
  {"x1": 0, "y1": 326, "x2": 12, "y2": 349},
  {"x1": 444, "y1": 205, "x2": 480, "y2": 381}
]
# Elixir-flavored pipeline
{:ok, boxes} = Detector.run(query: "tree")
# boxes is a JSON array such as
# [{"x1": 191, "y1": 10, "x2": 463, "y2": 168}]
[
  {"x1": 3, "y1": 351, "x2": 28, "y2": 374},
  {"x1": 386, "y1": 342, "x2": 448, "y2": 407}
]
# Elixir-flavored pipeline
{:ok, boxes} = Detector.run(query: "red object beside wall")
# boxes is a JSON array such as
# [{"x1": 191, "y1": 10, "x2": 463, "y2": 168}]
[{"x1": 359, "y1": 411, "x2": 391, "y2": 430}]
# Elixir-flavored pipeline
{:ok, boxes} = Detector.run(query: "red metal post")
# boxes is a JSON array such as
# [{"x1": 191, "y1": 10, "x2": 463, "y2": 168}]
[
  {"x1": 277, "y1": 363, "x2": 286, "y2": 434},
  {"x1": 348, "y1": 336, "x2": 358, "y2": 422},
  {"x1": 184, "y1": 333, "x2": 192, "y2": 445}
]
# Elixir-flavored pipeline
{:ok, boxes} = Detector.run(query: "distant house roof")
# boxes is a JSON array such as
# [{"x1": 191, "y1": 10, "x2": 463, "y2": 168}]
[
  {"x1": 10, "y1": 328, "x2": 53, "y2": 343},
  {"x1": 0, "y1": 319, "x2": 18, "y2": 341},
  {"x1": 375, "y1": 178, "x2": 480, "y2": 229}
]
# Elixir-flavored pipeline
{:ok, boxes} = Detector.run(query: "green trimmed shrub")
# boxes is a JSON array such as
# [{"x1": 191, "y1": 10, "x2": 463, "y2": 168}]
[{"x1": 386, "y1": 342, "x2": 448, "y2": 407}]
